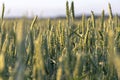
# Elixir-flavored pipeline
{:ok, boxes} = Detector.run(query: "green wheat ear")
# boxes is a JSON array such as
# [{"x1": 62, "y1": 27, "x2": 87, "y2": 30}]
[
  {"x1": 71, "y1": 1, "x2": 75, "y2": 20},
  {"x1": 1, "y1": 3, "x2": 5, "y2": 20},
  {"x1": 91, "y1": 11, "x2": 95, "y2": 28},
  {"x1": 101, "y1": 10, "x2": 104, "y2": 31},
  {"x1": 66, "y1": 1, "x2": 69, "y2": 20},
  {"x1": 108, "y1": 3, "x2": 113, "y2": 19}
]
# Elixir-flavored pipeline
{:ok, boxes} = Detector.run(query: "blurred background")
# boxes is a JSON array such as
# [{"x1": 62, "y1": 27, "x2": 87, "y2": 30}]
[{"x1": 0, "y1": 0, "x2": 120, "y2": 18}]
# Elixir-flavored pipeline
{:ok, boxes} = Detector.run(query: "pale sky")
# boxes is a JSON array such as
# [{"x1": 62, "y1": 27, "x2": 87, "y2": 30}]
[{"x1": 0, "y1": 0, "x2": 119, "y2": 18}]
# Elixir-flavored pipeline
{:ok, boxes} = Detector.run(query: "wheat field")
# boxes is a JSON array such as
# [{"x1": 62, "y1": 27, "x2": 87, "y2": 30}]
[{"x1": 0, "y1": 1, "x2": 120, "y2": 80}]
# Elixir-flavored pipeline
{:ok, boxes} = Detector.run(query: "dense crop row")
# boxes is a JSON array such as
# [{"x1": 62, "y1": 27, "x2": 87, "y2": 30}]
[{"x1": 0, "y1": 1, "x2": 120, "y2": 80}]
